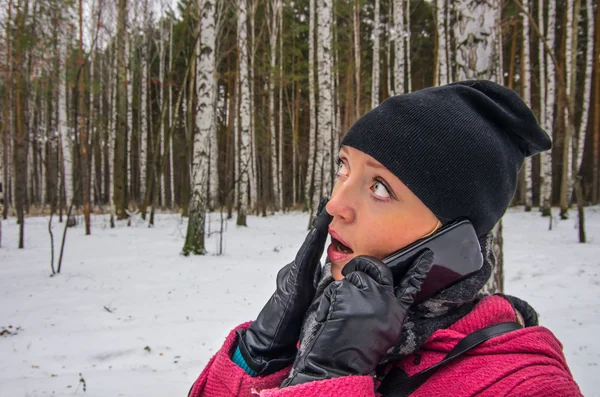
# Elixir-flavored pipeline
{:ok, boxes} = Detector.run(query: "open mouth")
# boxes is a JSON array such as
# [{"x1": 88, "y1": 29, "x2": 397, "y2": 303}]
[
  {"x1": 331, "y1": 237, "x2": 354, "y2": 254},
  {"x1": 327, "y1": 228, "x2": 355, "y2": 263}
]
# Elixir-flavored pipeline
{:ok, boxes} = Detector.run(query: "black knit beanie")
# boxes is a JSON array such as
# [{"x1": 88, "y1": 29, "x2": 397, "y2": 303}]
[{"x1": 340, "y1": 80, "x2": 552, "y2": 237}]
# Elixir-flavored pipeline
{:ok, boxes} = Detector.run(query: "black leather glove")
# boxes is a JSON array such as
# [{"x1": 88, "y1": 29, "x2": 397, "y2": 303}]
[
  {"x1": 281, "y1": 251, "x2": 434, "y2": 386},
  {"x1": 237, "y1": 197, "x2": 332, "y2": 375}
]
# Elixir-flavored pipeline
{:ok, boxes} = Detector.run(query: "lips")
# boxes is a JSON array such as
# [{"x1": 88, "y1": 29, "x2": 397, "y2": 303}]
[{"x1": 327, "y1": 227, "x2": 354, "y2": 263}]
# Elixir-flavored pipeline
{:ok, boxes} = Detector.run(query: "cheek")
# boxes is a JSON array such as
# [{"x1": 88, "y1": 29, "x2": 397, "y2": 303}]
[{"x1": 356, "y1": 214, "x2": 421, "y2": 259}]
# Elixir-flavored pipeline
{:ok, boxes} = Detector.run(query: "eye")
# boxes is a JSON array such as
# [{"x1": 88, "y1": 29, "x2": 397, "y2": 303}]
[
  {"x1": 336, "y1": 157, "x2": 348, "y2": 177},
  {"x1": 372, "y1": 180, "x2": 391, "y2": 199}
]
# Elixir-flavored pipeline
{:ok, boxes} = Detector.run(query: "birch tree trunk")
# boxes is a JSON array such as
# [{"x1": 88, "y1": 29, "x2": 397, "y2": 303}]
[
  {"x1": 269, "y1": 0, "x2": 280, "y2": 210},
  {"x1": 454, "y1": 0, "x2": 500, "y2": 82},
  {"x1": 353, "y1": 0, "x2": 361, "y2": 118},
  {"x1": 436, "y1": 0, "x2": 448, "y2": 86},
  {"x1": 109, "y1": 43, "x2": 117, "y2": 224},
  {"x1": 522, "y1": 0, "x2": 532, "y2": 211},
  {"x1": 405, "y1": 0, "x2": 412, "y2": 92},
  {"x1": 371, "y1": 0, "x2": 381, "y2": 108},
  {"x1": 237, "y1": 0, "x2": 251, "y2": 226},
  {"x1": 183, "y1": 0, "x2": 217, "y2": 255},
  {"x1": 159, "y1": 21, "x2": 166, "y2": 207},
  {"x1": 209, "y1": 23, "x2": 219, "y2": 212},
  {"x1": 78, "y1": 0, "x2": 90, "y2": 234},
  {"x1": 140, "y1": 23, "x2": 148, "y2": 208},
  {"x1": 575, "y1": 0, "x2": 594, "y2": 174},
  {"x1": 90, "y1": 51, "x2": 95, "y2": 205},
  {"x1": 541, "y1": 0, "x2": 556, "y2": 216},
  {"x1": 305, "y1": 0, "x2": 317, "y2": 211},
  {"x1": 561, "y1": 0, "x2": 580, "y2": 219},
  {"x1": 249, "y1": 1, "x2": 258, "y2": 212},
  {"x1": 168, "y1": 19, "x2": 174, "y2": 208},
  {"x1": 593, "y1": 0, "x2": 600, "y2": 203},
  {"x1": 537, "y1": 0, "x2": 546, "y2": 140},
  {"x1": 126, "y1": 35, "x2": 133, "y2": 203},
  {"x1": 59, "y1": 25, "x2": 72, "y2": 216},
  {"x1": 233, "y1": 72, "x2": 239, "y2": 213},
  {"x1": 387, "y1": 3, "x2": 393, "y2": 96},
  {"x1": 278, "y1": 5, "x2": 284, "y2": 211},
  {"x1": 315, "y1": 0, "x2": 334, "y2": 211},
  {"x1": 394, "y1": 0, "x2": 405, "y2": 94},
  {"x1": 333, "y1": 24, "x2": 340, "y2": 184}
]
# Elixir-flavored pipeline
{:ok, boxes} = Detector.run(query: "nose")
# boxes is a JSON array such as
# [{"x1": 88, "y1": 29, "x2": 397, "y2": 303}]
[{"x1": 326, "y1": 179, "x2": 357, "y2": 224}]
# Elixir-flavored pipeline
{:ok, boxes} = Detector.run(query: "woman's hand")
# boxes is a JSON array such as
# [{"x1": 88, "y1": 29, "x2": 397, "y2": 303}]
[
  {"x1": 237, "y1": 198, "x2": 333, "y2": 376},
  {"x1": 281, "y1": 251, "x2": 434, "y2": 386}
]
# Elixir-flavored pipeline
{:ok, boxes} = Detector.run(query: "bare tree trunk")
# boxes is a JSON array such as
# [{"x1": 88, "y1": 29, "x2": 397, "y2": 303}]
[
  {"x1": 454, "y1": 0, "x2": 500, "y2": 81},
  {"x1": 126, "y1": 36, "x2": 133, "y2": 204},
  {"x1": 237, "y1": 0, "x2": 251, "y2": 226},
  {"x1": 315, "y1": 0, "x2": 334, "y2": 215},
  {"x1": 560, "y1": 0, "x2": 578, "y2": 219},
  {"x1": 305, "y1": 0, "x2": 317, "y2": 211},
  {"x1": 394, "y1": 0, "x2": 405, "y2": 94},
  {"x1": 541, "y1": 0, "x2": 556, "y2": 216},
  {"x1": 114, "y1": 0, "x2": 128, "y2": 220},
  {"x1": 293, "y1": 75, "x2": 300, "y2": 205},
  {"x1": 184, "y1": 0, "x2": 217, "y2": 255},
  {"x1": 575, "y1": 0, "x2": 594, "y2": 176},
  {"x1": 278, "y1": 5, "x2": 284, "y2": 211},
  {"x1": 593, "y1": 0, "x2": 600, "y2": 203},
  {"x1": 537, "y1": 0, "x2": 546, "y2": 147},
  {"x1": 140, "y1": 9, "x2": 148, "y2": 210},
  {"x1": 13, "y1": 0, "x2": 29, "y2": 248},
  {"x1": 78, "y1": 0, "x2": 91, "y2": 235},
  {"x1": 2, "y1": 0, "x2": 13, "y2": 223},
  {"x1": 59, "y1": 20, "x2": 72, "y2": 222},
  {"x1": 405, "y1": 0, "x2": 412, "y2": 92},
  {"x1": 371, "y1": 0, "x2": 381, "y2": 107},
  {"x1": 573, "y1": 0, "x2": 593, "y2": 243},
  {"x1": 522, "y1": 0, "x2": 532, "y2": 211},
  {"x1": 269, "y1": 0, "x2": 280, "y2": 210},
  {"x1": 90, "y1": 52, "x2": 96, "y2": 206},
  {"x1": 436, "y1": 0, "x2": 448, "y2": 86},
  {"x1": 387, "y1": 3, "x2": 393, "y2": 96},
  {"x1": 249, "y1": 0, "x2": 258, "y2": 213},
  {"x1": 353, "y1": 0, "x2": 361, "y2": 118},
  {"x1": 159, "y1": 21, "x2": 166, "y2": 208},
  {"x1": 168, "y1": 18, "x2": 174, "y2": 208}
]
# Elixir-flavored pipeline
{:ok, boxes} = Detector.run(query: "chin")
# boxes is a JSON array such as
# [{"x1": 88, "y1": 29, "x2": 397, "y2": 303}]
[{"x1": 330, "y1": 258, "x2": 353, "y2": 280}]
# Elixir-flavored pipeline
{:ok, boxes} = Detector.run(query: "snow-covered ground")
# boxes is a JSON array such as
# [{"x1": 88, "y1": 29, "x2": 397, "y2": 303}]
[{"x1": 0, "y1": 208, "x2": 598, "y2": 397}]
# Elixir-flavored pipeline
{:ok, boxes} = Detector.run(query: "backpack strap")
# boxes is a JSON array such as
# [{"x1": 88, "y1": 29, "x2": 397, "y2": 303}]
[{"x1": 377, "y1": 321, "x2": 522, "y2": 397}]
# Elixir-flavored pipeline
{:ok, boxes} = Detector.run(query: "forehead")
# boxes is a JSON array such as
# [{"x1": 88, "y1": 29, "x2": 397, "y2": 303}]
[{"x1": 340, "y1": 146, "x2": 386, "y2": 170}]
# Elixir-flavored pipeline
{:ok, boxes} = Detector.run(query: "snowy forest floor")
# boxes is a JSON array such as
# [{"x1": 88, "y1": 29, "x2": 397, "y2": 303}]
[{"x1": 1, "y1": 208, "x2": 598, "y2": 397}]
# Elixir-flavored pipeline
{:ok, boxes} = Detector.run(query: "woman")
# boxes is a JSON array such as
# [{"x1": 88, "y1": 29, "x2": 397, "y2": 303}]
[{"x1": 188, "y1": 81, "x2": 582, "y2": 396}]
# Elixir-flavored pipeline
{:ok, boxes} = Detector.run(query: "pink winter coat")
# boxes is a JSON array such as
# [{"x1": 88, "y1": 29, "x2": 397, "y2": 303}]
[{"x1": 188, "y1": 295, "x2": 582, "y2": 397}]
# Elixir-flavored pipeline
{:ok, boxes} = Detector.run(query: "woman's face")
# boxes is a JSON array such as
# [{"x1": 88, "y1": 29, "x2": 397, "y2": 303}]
[{"x1": 326, "y1": 146, "x2": 441, "y2": 280}]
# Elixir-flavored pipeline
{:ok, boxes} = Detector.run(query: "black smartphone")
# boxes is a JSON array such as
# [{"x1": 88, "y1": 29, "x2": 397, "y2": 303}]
[{"x1": 382, "y1": 218, "x2": 483, "y2": 303}]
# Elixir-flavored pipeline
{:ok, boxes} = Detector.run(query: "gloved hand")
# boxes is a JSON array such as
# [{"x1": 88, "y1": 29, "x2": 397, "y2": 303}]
[
  {"x1": 236, "y1": 197, "x2": 333, "y2": 375},
  {"x1": 281, "y1": 250, "x2": 434, "y2": 386}
]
